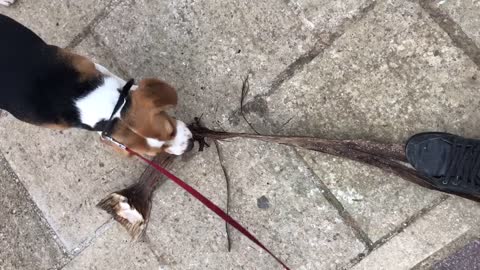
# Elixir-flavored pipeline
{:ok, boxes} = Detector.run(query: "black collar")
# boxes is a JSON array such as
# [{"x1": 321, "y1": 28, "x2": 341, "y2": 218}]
[{"x1": 101, "y1": 79, "x2": 135, "y2": 138}]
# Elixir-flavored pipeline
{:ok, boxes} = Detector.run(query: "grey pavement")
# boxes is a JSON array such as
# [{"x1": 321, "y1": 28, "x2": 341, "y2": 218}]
[{"x1": 1, "y1": 0, "x2": 480, "y2": 269}]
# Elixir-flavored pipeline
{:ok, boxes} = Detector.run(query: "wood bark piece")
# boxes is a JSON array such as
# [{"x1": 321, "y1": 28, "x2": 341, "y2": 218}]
[
  {"x1": 190, "y1": 123, "x2": 480, "y2": 203},
  {"x1": 97, "y1": 153, "x2": 174, "y2": 240},
  {"x1": 99, "y1": 122, "x2": 480, "y2": 241}
]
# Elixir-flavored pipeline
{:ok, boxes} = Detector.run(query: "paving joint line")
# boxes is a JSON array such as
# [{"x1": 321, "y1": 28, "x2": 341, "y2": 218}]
[
  {"x1": 69, "y1": 219, "x2": 114, "y2": 257},
  {"x1": 291, "y1": 148, "x2": 374, "y2": 251},
  {"x1": 65, "y1": 0, "x2": 125, "y2": 50},
  {"x1": 56, "y1": 219, "x2": 115, "y2": 270},
  {"x1": 228, "y1": 0, "x2": 377, "y2": 122},
  {"x1": 0, "y1": 152, "x2": 71, "y2": 268},
  {"x1": 347, "y1": 194, "x2": 450, "y2": 269},
  {"x1": 90, "y1": 31, "x2": 132, "y2": 79},
  {"x1": 411, "y1": 227, "x2": 480, "y2": 269},
  {"x1": 417, "y1": 0, "x2": 480, "y2": 68}
]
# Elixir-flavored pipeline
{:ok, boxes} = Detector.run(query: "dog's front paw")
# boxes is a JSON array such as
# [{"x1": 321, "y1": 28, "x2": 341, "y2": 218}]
[{"x1": 0, "y1": 0, "x2": 15, "y2": 6}]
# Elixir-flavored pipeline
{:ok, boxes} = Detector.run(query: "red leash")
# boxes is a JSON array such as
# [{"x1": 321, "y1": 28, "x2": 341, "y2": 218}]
[
  {"x1": 125, "y1": 147, "x2": 290, "y2": 270},
  {"x1": 100, "y1": 80, "x2": 289, "y2": 269}
]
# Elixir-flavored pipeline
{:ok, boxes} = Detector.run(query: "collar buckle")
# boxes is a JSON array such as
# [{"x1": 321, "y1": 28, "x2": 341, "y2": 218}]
[{"x1": 101, "y1": 79, "x2": 135, "y2": 147}]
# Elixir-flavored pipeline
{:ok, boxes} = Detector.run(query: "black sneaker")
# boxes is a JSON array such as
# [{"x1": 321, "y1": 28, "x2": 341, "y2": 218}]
[{"x1": 406, "y1": 132, "x2": 480, "y2": 197}]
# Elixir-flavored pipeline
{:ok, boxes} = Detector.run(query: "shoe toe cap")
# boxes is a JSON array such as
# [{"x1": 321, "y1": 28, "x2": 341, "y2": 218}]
[{"x1": 406, "y1": 135, "x2": 452, "y2": 177}]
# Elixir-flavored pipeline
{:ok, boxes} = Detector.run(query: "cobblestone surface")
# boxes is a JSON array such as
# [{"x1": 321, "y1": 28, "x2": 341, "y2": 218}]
[{"x1": 1, "y1": 0, "x2": 480, "y2": 269}]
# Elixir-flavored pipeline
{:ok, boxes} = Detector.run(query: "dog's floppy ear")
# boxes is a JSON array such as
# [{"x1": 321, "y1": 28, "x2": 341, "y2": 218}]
[
  {"x1": 134, "y1": 79, "x2": 177, "y2": 110},
  {"x1": 123, "y1": 79, "x2": 178, "y2": 140}
]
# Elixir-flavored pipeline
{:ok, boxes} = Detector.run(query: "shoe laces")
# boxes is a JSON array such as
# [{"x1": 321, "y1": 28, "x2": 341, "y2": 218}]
[{"x1": 443, "y1": 138, "x2": 480, "y2": 188}]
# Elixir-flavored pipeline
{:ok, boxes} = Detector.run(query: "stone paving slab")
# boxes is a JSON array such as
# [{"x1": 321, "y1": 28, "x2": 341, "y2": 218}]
[
  {"x1": 0, "y1": 117, "x2": 145, "y2": 250},
  {"x1": 351, "y1": 197, "x2": 480, "y2": 270},
  {"x1": 299, "y1": 149, "x2": 440, "y2": 243},
  {"x1": 92, "y1": 0, "x2": 372, "y2": 130},
  {"x1": 0, "y1": 0, "x2": 115, "y2": 47},
  {"x1": 438, "y1": 0, "x2": 480, "y2": 46},
  {"x1": 245, "y1": 0, "x2": 480, "y2": 141},
  {"x1": 218, "y1": 140, "x2": 365, "y2": 269},
  {"x1": 412, "y1": 228, "x2": 480, "y2": 269},
  {"x1": 143, "y1": 140, "x2": 365, "y2": 269},
  {"x1": 62, "y1": 223, "x2": 160, "y2": 270},
  {"x1": 237, "y1": 0, "x2": 480, "y2": 243},
  {"x1": 0, "y1": 153, "x2": 67, "y2": 270},
  {"x1": 2, "y1": 0, "x2": 480, "y2": 269},
  {"x1": 433, "y1": 239, "x2": 480, "y2": 270}
]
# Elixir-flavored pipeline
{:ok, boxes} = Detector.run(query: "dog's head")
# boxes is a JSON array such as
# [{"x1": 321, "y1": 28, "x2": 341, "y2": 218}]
[{"x1": 111, "y1": 79, "x2": 193, "y2": 156}]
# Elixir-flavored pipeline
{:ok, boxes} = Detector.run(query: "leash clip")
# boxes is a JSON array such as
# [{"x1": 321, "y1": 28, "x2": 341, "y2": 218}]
[
  {"x1": 100, "y1": 79, "x2": 135, "y2": 151},
  {"x1": 101, "y1": 134, "x2": 127, "y2": 150}
]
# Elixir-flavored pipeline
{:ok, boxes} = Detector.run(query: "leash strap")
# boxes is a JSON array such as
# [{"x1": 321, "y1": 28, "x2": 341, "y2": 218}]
[
  {"x1": 99, "y1": 79, "x2": 290, "y2": 269},
  {"x1": 125, "y1": 147, "x2": 291, "y2": 270}
]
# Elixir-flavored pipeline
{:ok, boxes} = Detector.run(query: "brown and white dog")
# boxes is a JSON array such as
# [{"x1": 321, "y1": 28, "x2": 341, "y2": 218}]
[{"x1": 0, "y1": 14, "x2": 193, "y2": 156}]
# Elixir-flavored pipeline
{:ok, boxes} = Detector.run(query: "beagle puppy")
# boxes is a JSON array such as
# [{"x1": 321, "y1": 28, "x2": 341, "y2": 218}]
[{"x1": 0, "y1": 14, "x2": 194, "y2": 156}]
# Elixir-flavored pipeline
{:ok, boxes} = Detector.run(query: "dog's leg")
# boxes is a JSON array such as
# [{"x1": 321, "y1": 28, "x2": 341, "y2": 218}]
[{"x1": 0, "y1": 0, "x2": 15, "y2": 6}]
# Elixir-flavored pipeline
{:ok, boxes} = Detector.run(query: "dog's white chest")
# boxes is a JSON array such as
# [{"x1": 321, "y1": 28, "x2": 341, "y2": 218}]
[{"x1": 75, "y1": 77, "x2": 122, "y2": 128}]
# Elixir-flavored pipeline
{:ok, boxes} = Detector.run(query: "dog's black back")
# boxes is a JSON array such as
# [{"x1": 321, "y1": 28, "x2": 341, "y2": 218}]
[{"x1": 0, "y1": 14, "x2": 101, "y2": 126}]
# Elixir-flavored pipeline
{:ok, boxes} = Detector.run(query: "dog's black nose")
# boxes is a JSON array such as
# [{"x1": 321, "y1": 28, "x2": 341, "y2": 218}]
[{"x1": 186, "y1": 138, "x2": 194, "y2": 152}]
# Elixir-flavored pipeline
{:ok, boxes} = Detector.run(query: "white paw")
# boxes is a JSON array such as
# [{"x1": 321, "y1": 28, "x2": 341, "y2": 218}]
[{"x1": 0, "y1": 0, "x2": 15, "y2": 6}]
